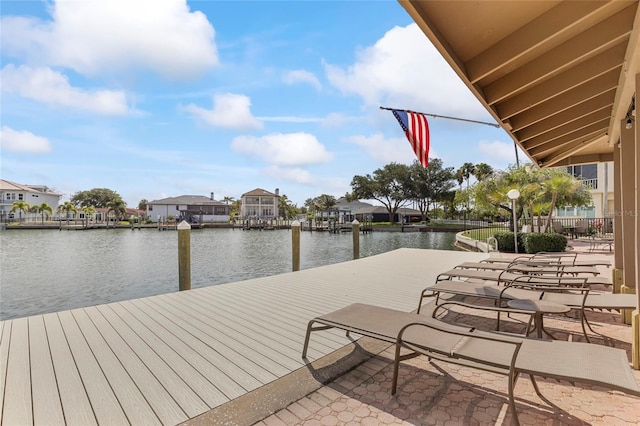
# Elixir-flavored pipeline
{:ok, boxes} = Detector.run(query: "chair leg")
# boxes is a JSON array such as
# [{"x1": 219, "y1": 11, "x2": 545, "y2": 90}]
[
  {"x1": 508, "y1": 370, "x2": 520, "y2": 426},
  {"x1": 302, "y1": 320, "x2": 314, "y2": 358},
  {"x1": 392, "y1": 341, "x2": 403, "y2": 395}
]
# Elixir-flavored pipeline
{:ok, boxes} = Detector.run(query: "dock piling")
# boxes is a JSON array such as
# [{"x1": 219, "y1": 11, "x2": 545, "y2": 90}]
[
  {"x1": 292, "y1": 220, "x2": 300, "y2": 272},
  {"x1": 178, "y1": 220, "x2": 191, "y2": 291},
  {"x1": 352, "y1": 220, "x2": 360, "y2": 259}
]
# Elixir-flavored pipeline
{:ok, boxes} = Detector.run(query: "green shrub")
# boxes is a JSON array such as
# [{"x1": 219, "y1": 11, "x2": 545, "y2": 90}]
[
  {"x1": 492, "y1": 231, "x2": 525, "y2": 253},
  {"x1": 523, "y1": 233, "x2": 567, "y2": 253}
]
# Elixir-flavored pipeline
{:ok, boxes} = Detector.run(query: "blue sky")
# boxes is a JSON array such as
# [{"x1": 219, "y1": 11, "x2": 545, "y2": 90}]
[{"x1": 0, "y1": 0, "x2": 523, "y2": 208}]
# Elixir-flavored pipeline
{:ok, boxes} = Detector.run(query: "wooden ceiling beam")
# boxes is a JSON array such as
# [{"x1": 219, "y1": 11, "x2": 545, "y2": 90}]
[
  {"x1": 521, "y1": 112, "x2": 611, "y2": 149},
  {"x1": 497, "y1": 43, "x2": 626, "y2": 119},
  {"x1": 483, "y1": 6, "x2": 634, "y2": 104},
  {"x1": 466, "y1": 1, "x2": 611, "y2": 83},
  {"x1": 514, "y1": 95, "x2": 613, "y2": 141},
  {"x1": 508, "y1": 76, "x2": 617, "y2": 132},
  {"x1": 533, "y1": 130, "x2": 605, "y2": 166},
  {"x1": 550, "y1": 152, "x2": 614, "y2": 167}
]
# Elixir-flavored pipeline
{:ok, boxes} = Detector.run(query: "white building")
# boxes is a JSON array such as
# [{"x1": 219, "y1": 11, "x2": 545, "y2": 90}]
[
  {"x1": 555, "y1": 162, "x2": 613, "y2": 219},
  {"x1": 0, "y1": 180, "x2": 62, "y2": 222},
  {"x1": 240, "y1": 188, "x2": 279, "y2": 220}
]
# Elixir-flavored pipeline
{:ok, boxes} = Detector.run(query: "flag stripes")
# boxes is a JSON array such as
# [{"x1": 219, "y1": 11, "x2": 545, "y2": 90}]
[{"x1": 390, "y1": 109, "x2": 430, "y2": 167}]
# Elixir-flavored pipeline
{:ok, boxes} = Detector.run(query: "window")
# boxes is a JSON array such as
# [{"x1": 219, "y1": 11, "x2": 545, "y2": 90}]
[
  {"x1": 149, "y1": 206, "x2": 153, "y2": 211},
  {"x1": 262, "y1": 208, "x2": 272, "y2": 216},
  {"x1": 18, "y1": 194, "x2": 23, "y2": 200},
  {"x1": 214, "y1": 206, "x2": 226, "y2": 215},
  {"x1": 261, "y1": 198, "x2": 274, "y2": 205},
  {"x1": 5, "y1": 193, "x2": 10, "y2": 200}
]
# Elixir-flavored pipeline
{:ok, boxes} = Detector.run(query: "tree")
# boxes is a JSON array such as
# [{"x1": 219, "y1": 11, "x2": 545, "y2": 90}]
[
  {"x1": 542, "y1": 168, "x2": 591, "y2": 232},
  {"x1": 406, "y1": 159, "x2": 455, "y2": 221},
  {"x1": 11, "y1": 201, "x2": 30, "y2": 223},
  {"x1": 351, "y1": 162, "x2": 411, "y2": 223},
  {"x1": 229, "y1": 199, "x2": 242, "y2": 220},
  {"x1": 222, "y1": 196, "x2": 235, "y2": 205},
  {"x1": 32, "y1": 202, "x2": 53, "y2": 224},
  {"x1": 106, "y1": 198, "x2": 127, "y2": 223},
  {"x1": 473, "y1": 163, "x2": 494, "y2": 182},
  {"x1": 278, "y1": 194, "x2": 297, "y2": 219},
  {"x1": 137, "y1": 199, "x2": 148, "y2": 211},
  {"x1": 82, "y1": 206, "x2": 96, "y2": 228},
  {"x1": 71, "y1": 188, "x2": 122, "y2": 208},
  {"x1": 57, "y1": 201, "x2": 77, "y2": 225}
]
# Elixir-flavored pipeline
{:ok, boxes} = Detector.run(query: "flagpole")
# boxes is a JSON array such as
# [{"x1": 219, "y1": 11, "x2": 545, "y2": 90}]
[{"x1": 380, "y1": 106, "x2": 500, "y2": 128}]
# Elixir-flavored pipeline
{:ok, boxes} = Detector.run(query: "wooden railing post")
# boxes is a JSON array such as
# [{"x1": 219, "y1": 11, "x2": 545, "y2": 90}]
[
  {"x1": 292, "y1": 220, "x2": 300, "y2": 272},
  {"x1": 177, "y1": 220, "x2": 191, "y2": 291}
]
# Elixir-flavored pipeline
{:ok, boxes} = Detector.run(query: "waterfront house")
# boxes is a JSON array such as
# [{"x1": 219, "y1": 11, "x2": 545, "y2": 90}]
[
  {"x1": 334, "y1": 197, "x2": 422, "y2": 223},
  {"x1": 147, "y1": 194, "x2": 230, "y2": 223},
  {"x1": 0, "y1": 179, "x2": 62, "y2": 222},
  {"x1": 240, "y1": 188, "x2": 279, "y2": 220}
]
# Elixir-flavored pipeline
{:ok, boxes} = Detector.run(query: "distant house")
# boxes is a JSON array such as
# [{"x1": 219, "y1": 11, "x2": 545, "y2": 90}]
[
  {"x1": 147, "y1": 193, "x2": 230, "y2": 223},
  {"x1": 0, "y1": 179, "x2": 62, "y2": 221},
  {"x1": 240, "y1": 188, "x2": 279, "y2": 220},
  {"x1": 334, "y1": 198, "x2": 422, "y2": 223}
]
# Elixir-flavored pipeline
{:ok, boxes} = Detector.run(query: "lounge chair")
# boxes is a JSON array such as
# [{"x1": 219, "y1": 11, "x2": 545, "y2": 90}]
[
  {"x1": 302, "y1": 303, "x2": 640, "y2": 426},
  {"x1": 481, "y1": 252, "x2": 611, "y2": 268},
  {"x1": 418, "y1": 278, "x2": 636, "y2": 341},
  {"x1": 436, "y1": 267, "x2": 612, "y2": 287},
  {"x1": 455, "y1": 260, "x2": 600, "y2": 276}
]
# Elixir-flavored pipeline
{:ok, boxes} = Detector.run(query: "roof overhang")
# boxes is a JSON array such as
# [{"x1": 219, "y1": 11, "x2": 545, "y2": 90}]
[{"x1": 399, "y1": 0, "x2": 639, "y2": 167}]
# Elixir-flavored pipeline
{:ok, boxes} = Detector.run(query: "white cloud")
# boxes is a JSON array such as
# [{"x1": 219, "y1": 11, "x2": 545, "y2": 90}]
[
  {"x1": 346, "y1": 133, "x2": 428, "y2": 165},
  {"x1": 0, "y1": 126, "x2": 52, "y2": 154},
  {"x1": 324, "y1": 24, "x2": 489, "y2": 120},
  {"x1": 231, "y1": 132, "x2": 333, "y2": 166},
  {"x1": 282, "y1": 70, "x2": 321, "y2": 91},
  {"x1": 264, "y1": 166, "x2": 314, "y2": 184},
  {"x1": 184, "y1": 93, "x2": 263, "y2": 131},
  {"x1": 478, "y1": 140, "x2": 517, "y2": 163},
  {"x1": 1, "y1": 65, "x2": 130, "y2": 115},
  {"x1": 1, "y1": 0, "x2": 218, "y2": 80}
]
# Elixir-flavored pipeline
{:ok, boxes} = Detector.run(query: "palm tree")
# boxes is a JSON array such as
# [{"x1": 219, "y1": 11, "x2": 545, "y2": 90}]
[
  {"x1": 33, "y1": 202, "x2": 53, "y2": 224},
  {"x1": 222, "y1": 196, "x2": 235, "y2": 205},
  {"x1": 106, "y1": 198, "x2": 127, "y2": 224},
  {"x1": 542, "y1": 169, "x2": 591, "y2": 232},
  {"x1": 82, "y1": 206, "x2": 96, "y2": 228},
  {"x1": 11, "y1": 201, "x2": 30, "y2": 223},
  {"x1": 456, "y1": 163, "x2": 475, "y2": 227},
  {"x1": 57, "y1": 202, "x2": 77, "y2": 225},
  {"x1": 473, "y1": 163, "x2": 494, "y2": 182}
]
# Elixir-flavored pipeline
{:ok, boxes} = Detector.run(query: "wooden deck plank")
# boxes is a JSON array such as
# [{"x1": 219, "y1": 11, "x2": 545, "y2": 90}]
[
  {"x1": 105, "y1": 303, "x2": 228, "y2": 408},
  {"x1": 94, "y1": 305, "x2": 210, "y2": 418},
  {"x1": 151, "y1": 296, "x2": 294, "y2": 376},
  {"x1": 117, "y1": 300, "x2": 246, "y2": 400},
  {"x1": 82, "y1": 307, "x2": 189, "y2": 425},
  {"x1": 56, "y1": 310, "x2": 130, "y2": 425},
  {"x1": 139, "y1": 297, "x2": 271, "y2": 388},
  {"x1": 70, "y1": 309, "x2": 162, "y2": 425},
  {"x1": 29, "y1": 315, "x2": 66, "y2": 425},
  {"x1": 2, "y1": 318, "x2": 32, "y2": 425},
  {"x1": 185, "y1": 291, "x2": 343, "y2": 361},
  {"x1": 0, "y1": 321, "x2": 10, "y2": 421},
  {"x1": 168, "y1": 292, "x2": 326, "y2": 362},
  {"x1": 42, "y1": 313, "x2": 97, "y2": 426}
]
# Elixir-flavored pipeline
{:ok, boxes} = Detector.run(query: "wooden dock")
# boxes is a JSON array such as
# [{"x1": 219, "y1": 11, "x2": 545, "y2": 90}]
[{"x1": 0, "y1": 248, "x2": 486, "y2": 425}]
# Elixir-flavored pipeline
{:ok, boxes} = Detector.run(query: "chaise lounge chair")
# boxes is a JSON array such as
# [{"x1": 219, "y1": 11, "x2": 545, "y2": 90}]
[
  {"x1": 455, "y1": 260, "x2": 600, "y2": 276},
  {"x1": 302, "y1": 303, "x2": 640, "y2": 426},
  {"x1": 436, "y1": 267, "x2": 612, "y2": 287},
  {"x1": 480, "y1": 252, "x2": 611, "y2": 268},
  {"x1": 418, "y1": 277, "x2": 636, "y2": 341}
]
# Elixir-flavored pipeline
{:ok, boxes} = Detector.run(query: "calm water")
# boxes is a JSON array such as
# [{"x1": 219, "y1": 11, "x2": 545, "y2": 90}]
[{"x1": 0, "y1": 228, "x2": 458, "y2": 320}]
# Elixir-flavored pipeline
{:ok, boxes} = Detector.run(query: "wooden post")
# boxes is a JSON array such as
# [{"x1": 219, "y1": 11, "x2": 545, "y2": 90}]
[
  {"x1": 352, "y1": 220, "x2": 360, "y2": 259},
  {"x1": 177, "y1": 220, "x2": 191, "y2": 291},
  {"x1": 292, "y1": 220, "x2": 300, "y2": 272}
]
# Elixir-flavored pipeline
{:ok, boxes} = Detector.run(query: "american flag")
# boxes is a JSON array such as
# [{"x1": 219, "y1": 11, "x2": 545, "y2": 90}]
[{"x1": 391, "y1": 109, "x2": 430, "y2": 167}]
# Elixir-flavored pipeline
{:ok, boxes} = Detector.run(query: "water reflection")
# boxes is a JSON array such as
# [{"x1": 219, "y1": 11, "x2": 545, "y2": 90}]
[{"x1": 0, "y1": 228, "x2": 458, "y2": 320}]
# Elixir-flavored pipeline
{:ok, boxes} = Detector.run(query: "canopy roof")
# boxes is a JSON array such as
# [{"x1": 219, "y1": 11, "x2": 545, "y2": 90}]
[{"x1": 399, "y1": 0, "x2": 639, "y2": 167}]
